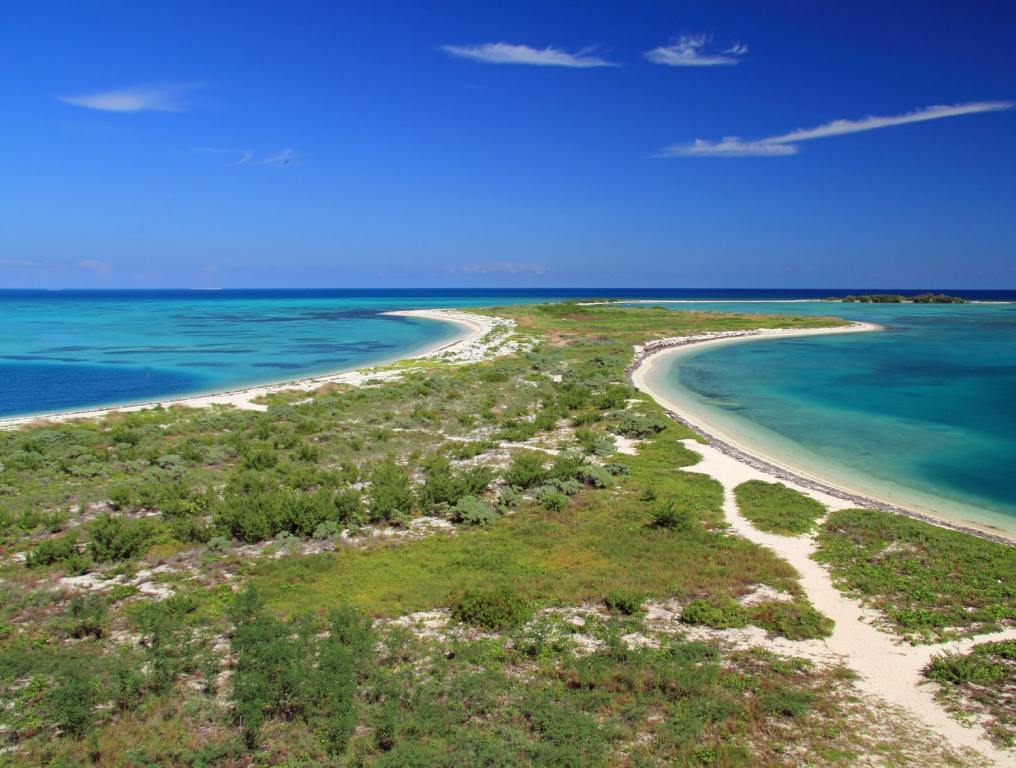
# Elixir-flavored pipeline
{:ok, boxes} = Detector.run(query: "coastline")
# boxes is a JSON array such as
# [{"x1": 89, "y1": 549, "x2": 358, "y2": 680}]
[
  {"x1": 627, "y1": 322, "x2": 1016, "y2": 546},
  {"x1": 0, "y1": 309, "x2": 501, "y2": 431}
]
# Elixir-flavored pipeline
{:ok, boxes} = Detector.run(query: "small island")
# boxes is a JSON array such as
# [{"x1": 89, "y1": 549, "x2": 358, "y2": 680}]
[{"x1": 828, "y1": 293, "x2": 968, "y2": 304}]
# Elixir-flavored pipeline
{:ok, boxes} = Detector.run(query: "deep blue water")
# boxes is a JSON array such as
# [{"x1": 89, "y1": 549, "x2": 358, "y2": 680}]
[{"x1": 637, "y1": 298, "x2": 1016, "y2": 532}]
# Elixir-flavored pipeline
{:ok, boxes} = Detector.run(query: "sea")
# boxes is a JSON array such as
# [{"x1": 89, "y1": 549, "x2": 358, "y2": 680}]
[{"x1": 2, "y1": 288, "x2": 1014, "y2": 532}]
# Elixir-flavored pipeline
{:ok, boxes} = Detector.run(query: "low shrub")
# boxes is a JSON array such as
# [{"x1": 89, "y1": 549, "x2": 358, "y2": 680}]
[
  {"x1": 681, "y1": 596, "x2": 746, "y2": 629},
  {"x1": 604, "y1": 590, "x2": 644, "y2": 616},
  {"x1": 88, "y1": 514, "x2": 153, "y2": 562},
  {"x1": 451, "y1": 496, "x2": 498, "y2": 526},
  {"x1": 367, "y1": 460, "x2": 414, "y2": 524},
  {"x1": 650, "y1": 501, "x2": 694, "y2": 531},
  {"x1": 749, "y1": 600, "x2": 834, "y2": 640},
  {"x1": 535, "y1": 485, "x2": 569, "y2": 512},
  {"x1": 452, "y1": 586, "x2": 531, "y2": 630},
  {"x1": 25, "y1": 531, "x2": 79, "y2": 568},
  {"x1": 505, "y1": 452, "x2": 548, "y2": 489}
]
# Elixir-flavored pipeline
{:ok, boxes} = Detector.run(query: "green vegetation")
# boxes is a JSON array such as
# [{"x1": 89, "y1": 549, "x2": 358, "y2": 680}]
[
  {"x1": 734, "y1": 480, "x2": 826, "y2": 535},
  {"x1": 0, "y1": 302, "x2": 990, "y2": 765},
  {"x1": 924, "y1": 640, "x2": 1016, "y2": 747},
  {"x1": 815, "y1": 508, "x2": 1016, "y2": 642}
]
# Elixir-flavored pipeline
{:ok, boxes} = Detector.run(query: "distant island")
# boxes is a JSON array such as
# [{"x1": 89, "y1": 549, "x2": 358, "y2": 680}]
[{"x1": 827, "y1": 293, "x2": 968, "y2": 304}]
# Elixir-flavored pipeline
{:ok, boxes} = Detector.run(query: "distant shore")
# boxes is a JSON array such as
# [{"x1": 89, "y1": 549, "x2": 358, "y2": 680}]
[
  {"x1": 0, "y1": 309, "x2": 493, "y2": 430},
  {"x1": 628, "y1": 322, "x2": 1016, "y2": 545}
]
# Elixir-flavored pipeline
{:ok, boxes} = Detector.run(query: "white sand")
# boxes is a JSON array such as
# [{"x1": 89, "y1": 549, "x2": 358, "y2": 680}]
[
  {"x1": 631, "y1": 326, "x2": 1016, "y2": 764},
  {"x1": 631, "y1": 323, "x2": 1015, "y2": 543},
  {"x1": 0, "y1": 308, "x2": 508, "y2": 430}
]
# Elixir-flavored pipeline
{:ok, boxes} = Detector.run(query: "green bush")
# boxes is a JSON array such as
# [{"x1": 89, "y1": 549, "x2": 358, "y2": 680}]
[
  {"x1": 367, "y1": 460, "x2": 414, "y2": 524},
  {"x1": 604, "y1": 590, "x2": 644, "y2": 616},
  {"x1": 549, "y1": 451, "x2": 586, "y2": 481},
  {"x1": 535, "y1": 485, "x2": 569, "y2": 512},
  {"x1": 451, "y1": 496, "x2": 498, "y2": 526},
  {"x1": 87, "y1": 514, "x2": 153, "y2": 562},
  {"x1": 577, "y1": 465, "x2": 612, "y2": 489},
  {"x1": 25, "y1": 531, "x2": 79, "y2": 568},
  {"x1": 505, "y1": 452, "x2": 548, "y2": 489},
  {"x1": 681, "y1": 596, "x2": 746, "y2": 629},
  {"x1": 650, "y1": 501, "x2": 694, "y2": 531},
  {"x1": 748, "y1": 600, "x2": 834, "y2": 640},
  {"x1": 611, "y1": 412, "x2": 668, "y2": 438},
  {"x1": 452, "y1": 586, "x2": 531, "y2": 630}
]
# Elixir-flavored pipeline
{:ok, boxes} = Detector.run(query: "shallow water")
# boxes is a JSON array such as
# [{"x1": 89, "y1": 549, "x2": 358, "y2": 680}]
[{"x1": 639, "y1": 301, "x2": 1016, "y2": 533}]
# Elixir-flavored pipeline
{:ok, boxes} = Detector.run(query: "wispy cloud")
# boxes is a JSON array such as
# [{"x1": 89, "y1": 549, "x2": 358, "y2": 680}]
[
  {"x1": 0, "y1": 258, "x2": 39, "y2": 268},
  {"x1": 660, "y1": 100, "x2": 1015, "y2": 158},
  {"x1": 441, "y1": 42, "x2": 617, "y2": 68},
  {"x1": 260, "y1": 148, "x2": 298, "y2": 167},
  {"x1": 195, "y1": 147, "x2": 295, "y2": 167},
  {"x1": 645, "y1": 35, "x2": 747, "y2": 67},
  {"x1": 456, "y1": 261, "x2": 548, "y2": 275},
  {"x1": 58, "y1": 83, "x2": 197, "y2": 113}
]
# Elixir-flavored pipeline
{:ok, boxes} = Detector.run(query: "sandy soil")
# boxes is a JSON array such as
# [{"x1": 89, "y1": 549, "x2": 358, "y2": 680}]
[{"x1": 0, "y1": 308, "x2": 508, "y2": 430}]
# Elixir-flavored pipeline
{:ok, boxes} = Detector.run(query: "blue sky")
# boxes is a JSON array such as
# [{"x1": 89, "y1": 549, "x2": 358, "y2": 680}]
[{"x1": 2, "y1": 0, "x2": 1015, "y2": 289}]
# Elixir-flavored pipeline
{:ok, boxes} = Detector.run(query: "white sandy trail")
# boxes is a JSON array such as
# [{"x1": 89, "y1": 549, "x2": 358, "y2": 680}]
[
  {"x1": 0, "y1": 309, "x2": 506, "y2": 430},
  {"x1": 677, "y1": 439, "x2": 1016, "y2": 766},
  {"x1": 628, "y1": 324, "x2": 1015, "y2": 764}
]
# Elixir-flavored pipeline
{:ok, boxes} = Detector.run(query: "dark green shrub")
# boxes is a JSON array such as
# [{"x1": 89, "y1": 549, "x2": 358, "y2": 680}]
[
  {"x1": 604, "y1": 590, "x2": 644, "y2": 616},
  {"x1": 25, "y1": 531, "x2": 79, "y2": 568},
  {"x1": 367, "y1": 460, "x2": 414, "y2": 523},
  {"x1": 612, "y1": 412, "x2": 668, "y2": 438},
  {"x1": 749, "y1": 600, "x2": 834, "y2": 640},
  {"x1": 681, "y1": 596, "x2": 746, "y2": 629},
  {"x1": 452, "y1": 586, "x2": 531, "y2": 630},
  {"x1": 650, "y1": 501, "x2": 694, "y2": 531},
  {"x1": 549, "y1": 451, "x2": 586, "y2": 481},
  {"x1": 88, "y1": 514, "x2": 153, "y2": 562},
  {"x1": 505, "y1": 452, "x2": 547, "y2": 489}
]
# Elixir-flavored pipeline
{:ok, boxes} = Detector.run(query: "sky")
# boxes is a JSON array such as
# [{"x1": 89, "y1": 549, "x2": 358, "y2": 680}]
[{"x1": 1, "y1": 0, "x2": 1015, "y2": 289}]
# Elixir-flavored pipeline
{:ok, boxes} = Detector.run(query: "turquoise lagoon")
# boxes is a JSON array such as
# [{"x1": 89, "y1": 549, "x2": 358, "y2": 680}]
[{"x1": 638, "y1": 300, "x2": 1016, "y2": 534}]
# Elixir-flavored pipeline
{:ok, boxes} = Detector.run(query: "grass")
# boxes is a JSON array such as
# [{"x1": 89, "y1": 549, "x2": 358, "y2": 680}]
[
  {"x1": 924, "y1": 640, "x2": 1016, "y2": 747},
  {"x1": 734, "y1": 480, "x2": 826, "y2": 535},
  {"x1": 814, "y1": 508, "x2": 1016, "y2": 642},
  {"x1": 0, "y1": 301, "x2": 990, "y2": 765}
]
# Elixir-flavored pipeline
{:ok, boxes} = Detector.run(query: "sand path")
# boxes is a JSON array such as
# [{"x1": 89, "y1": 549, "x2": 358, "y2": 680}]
[{"x1": 677, "y1": 439, "x2": 1016, "y2": 766}]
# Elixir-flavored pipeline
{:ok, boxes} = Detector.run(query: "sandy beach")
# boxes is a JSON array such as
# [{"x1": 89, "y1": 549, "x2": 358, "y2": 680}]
[
  {"x1": 629, "y1": 323, "x2": 1016, "y2": 765},
  {"x1": 0, "y1": 309, "x2": 508, "y2": 431},
  {"x1": 628, "y1": 322, "x2": 1016, "y2": 545}
]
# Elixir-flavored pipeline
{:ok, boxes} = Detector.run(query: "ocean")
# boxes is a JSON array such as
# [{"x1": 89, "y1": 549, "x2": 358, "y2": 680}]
[
  {"x1": 635, "y1": 297, "x2": 1016, "y2": 534},
  {"x1": 2, "y1": 288, "x2": 1014, "y2": 532}
]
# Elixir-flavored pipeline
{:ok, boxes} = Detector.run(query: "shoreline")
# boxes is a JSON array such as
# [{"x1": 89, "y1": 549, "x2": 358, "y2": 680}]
[
  {"x1": 627, "y1": 322, "x2": 1016, "y2": 546},
  {"x1": 0, "y1": 309, "x2": 497, "y2": 431}
]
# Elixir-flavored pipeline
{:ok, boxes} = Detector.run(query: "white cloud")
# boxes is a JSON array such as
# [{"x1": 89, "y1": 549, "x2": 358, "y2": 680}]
[
  {"x1": 645, "y1": 35, "x2": 746, "y2": 67},
  {"x1": 441, "y1": 42, "x2": 617, "y2": 68},
  {"x1": 260, "y1": 148, "x2": 298, "y2": 167},
  {"x1": 58, "y1": 83, "x2": 196, "y2": 113},
  {"x1": 0, "y1": 258, "x2": 38, "y2": 267},
  {"x1": 660, "y1": 100, "x2": 1014, "y2": 158},
  {"x1": 457, "y1": 261, "x2": 548, "y2": 275}
]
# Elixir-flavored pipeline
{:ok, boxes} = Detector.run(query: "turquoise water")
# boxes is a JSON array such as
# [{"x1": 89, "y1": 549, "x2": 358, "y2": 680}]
[
  {"x1": 0, "y1": 290, "x2": 565, "y2": 419},
  {"x1": 640, "y1": 301, "x2": 1016, "y2": 533}
]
